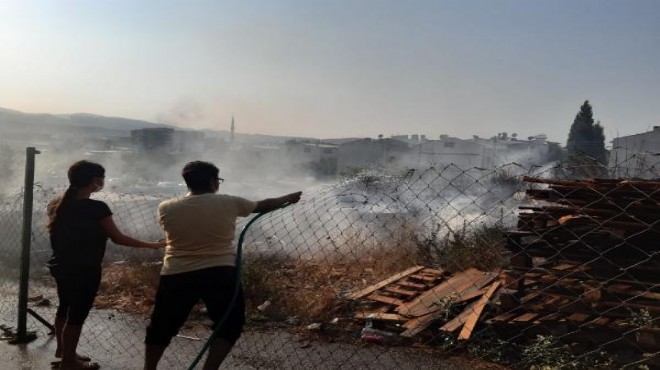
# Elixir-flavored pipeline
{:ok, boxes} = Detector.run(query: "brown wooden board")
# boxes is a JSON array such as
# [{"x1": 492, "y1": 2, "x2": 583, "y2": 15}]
[
  {"x1": 400, "y1": 311, "x2": 443, "y2": 338},
  {"x1": 397, "y1": 268, "x2": 495, "y2": 317},
  {"x1": 487, "y1": 312, "x2": 519, "y2": 323},
  {"x1": 409, "y1": 274, "x2": 439, "y2": 282},
  {"x1": 384, "y1": 286, "x2": 418, "y2": 297},
  {"x1": 458, "y1": 282, "x2": 502, "y2": 340},
  {"x1": 512, "y1": 312, "x2": 540, "y2": 323},
  {"x1": 567, "y1": 313, "x2": 591, "y2": 323},
  {"x1": 348, "y1": 266, "x2": 425, "y2": 300},
  {"x1": 366, "y1": 294, "x2": 405, "y2": 306},
  {"x1": 397, "y1": 281, "x2": 426, "y2": 290},
  {"x1": 439, "y1": 300, "x2": 480, "y2": 333},
  {"x1": 422, "y1": 268, "x2": 444, "y2": 276},
  {"x1": 354, "y1": 312, "x2": 409, "y2": 323}
]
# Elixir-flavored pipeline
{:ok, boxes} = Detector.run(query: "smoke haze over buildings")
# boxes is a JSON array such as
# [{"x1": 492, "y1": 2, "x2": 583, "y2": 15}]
[{"x1": 1, "y1": 1, "x2": 659, "y2": 143}]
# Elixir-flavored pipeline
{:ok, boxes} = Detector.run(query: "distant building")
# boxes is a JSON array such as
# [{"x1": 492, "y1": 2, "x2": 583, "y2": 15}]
[
  {"x1": 131, "y1": 128, "x2": 174, "y2": 152},
  {"x1": 285, "y1": 141, "x2": 338, "y2": 177},
  {"x1": 172, "y1": 130, "x2": 205, "y2": 153},
  {"x1": 472, "y1": 134, "x2": 552, "y2": 168},
  {"x1": 610, "y1": 126, "x2": 660, "y2": 177},
  {"x1": 414, "y1": 136, "x2": 485, "y2": 168},
  {"x1": 338, "y1": 138, "x2": 410, "y2": 171},
  {"x1": 131, "y1": 128, "x2": 205, "y2": 154}
]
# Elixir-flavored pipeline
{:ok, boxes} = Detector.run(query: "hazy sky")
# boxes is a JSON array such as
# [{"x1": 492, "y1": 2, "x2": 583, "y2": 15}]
[{"x1": 1, "y1": 0, "x2": 659, "y2": 144}]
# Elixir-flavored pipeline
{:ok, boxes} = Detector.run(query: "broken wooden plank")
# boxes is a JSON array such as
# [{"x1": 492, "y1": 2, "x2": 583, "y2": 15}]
[
  {"x1": 567, "y1": 313, "x2": 590, "y2": 323},
  {"x1": 487, "y1": 312, "x2": 519, "y2": 323},
  {"x1": 409, "y1": 274, "x2": 439, "y2": 282},
  {"x1": 348, "y1": 266, "x2": 425, "y2": 300},
  {"x1": 606, "y1": 285, "x2": 660, "y2": 301},
  {"x1": 458, "y1": 281, "x2": 501, "y2": 340},
  {"x1": 535, "y1": 312, "x2": 561, "y2": 323},
  {"x1": 422, "y1": 268, "x2": 444, "y2": 276},
  {"x1": 365, "y1": 294, "x2": 405, "y2": 306},
  {"x1": 399, "y1": 310, "x2": 445, "y2": 338},
  {"x1": 590, "y1": 317, "x2": 610, "y2": 326},
  {"x1": 354, "y1": 312, "x2": 409, "y2": 323},
  {"x1": 383, "y1": 286, "x2": 418, "y2": 297},
  {"x1": 397, "y1": 281, "x2": 426, "y2": 290},
  {"x1": 512, "y1": 312, "x2": 540, "y2": 323},
  {"x1": 397, "y1": 268, "x2": 495, "y2": 317},
  {"x1": 439, "y1": 300, "x2": 480, "y2": 332}
]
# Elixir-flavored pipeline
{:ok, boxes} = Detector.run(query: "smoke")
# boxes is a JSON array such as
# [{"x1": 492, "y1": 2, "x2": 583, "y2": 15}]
[{"x1": 155, "y1": 97, "x2": 205, "y2": 129}]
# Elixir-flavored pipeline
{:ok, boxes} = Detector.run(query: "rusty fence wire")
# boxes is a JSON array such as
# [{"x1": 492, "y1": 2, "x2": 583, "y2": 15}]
[{"x1": 0, "y1": 154, "x2": 658, "y2": 369}]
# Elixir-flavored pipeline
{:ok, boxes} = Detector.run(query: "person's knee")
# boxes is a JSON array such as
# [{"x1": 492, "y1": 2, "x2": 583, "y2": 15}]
[{"x1": 65, "y1": 306, "x2": 92, "y2": 325}]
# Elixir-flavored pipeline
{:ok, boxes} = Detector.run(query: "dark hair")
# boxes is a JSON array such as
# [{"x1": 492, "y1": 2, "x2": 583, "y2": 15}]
[
  {"x1": 181, "y1": 161, "x2": 219, "y2": 193},
  {"x1": 47, "y1": 160, "x2": 105, "y2": 233}
]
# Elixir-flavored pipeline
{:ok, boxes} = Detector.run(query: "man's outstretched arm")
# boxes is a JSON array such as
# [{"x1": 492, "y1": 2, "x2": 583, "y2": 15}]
[{"x1": 253, "y1": 191, "x2": 302, "y2": 213}]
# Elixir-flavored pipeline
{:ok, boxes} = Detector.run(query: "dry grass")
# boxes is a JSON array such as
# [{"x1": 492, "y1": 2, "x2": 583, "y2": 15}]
[
  {"x1": 242, "y1": 226, "x2": 421, "y2": 323},
  {"x1": 91, "y1": 223, "x2": 505, "y2": 321},
  {"x1": 95, "y1": 263, "x2": 161, "y2": 315}
]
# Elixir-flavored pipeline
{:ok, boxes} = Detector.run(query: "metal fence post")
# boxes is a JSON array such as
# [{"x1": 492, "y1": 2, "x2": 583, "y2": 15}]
[{"x1": 16, "y1": 147, "x2": 40, "y2": 343}]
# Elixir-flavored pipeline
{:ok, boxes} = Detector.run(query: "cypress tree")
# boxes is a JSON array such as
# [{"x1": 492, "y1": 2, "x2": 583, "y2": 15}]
[{"x1": 566, "y1": 100, "x2": 608, "y2": 164}]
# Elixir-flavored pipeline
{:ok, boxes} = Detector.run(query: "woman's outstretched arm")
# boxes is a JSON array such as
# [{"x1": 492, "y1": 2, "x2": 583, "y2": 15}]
[{"x1": 99, "y1": 216, "x2": 166, "y2": 249}]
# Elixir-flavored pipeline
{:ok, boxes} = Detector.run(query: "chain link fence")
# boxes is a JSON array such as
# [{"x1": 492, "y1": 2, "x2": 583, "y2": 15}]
[{"x1": 1, "y1": 152, "x2": 658, "y2": 369}]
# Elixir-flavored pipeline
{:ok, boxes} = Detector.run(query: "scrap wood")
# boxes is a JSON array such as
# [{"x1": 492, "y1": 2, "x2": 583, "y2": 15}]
[
  {"x1": 384, "y1": 286, "x2": 418, "y2": 297},
  {"x1": 441, "y1": 282, "x2": 503, "y2": 333},
  {"x1": 439, "y1": 300, "x2": 481, "y2": 333},
  {"x1": 397, "y1": 268, "x2": 496, "y2": 317},
  {"x1": 399, "y1": 274, "x2": 497, "y2": 338},
  {"x1": 522, "y1": 292, "x2": 660, "y2": 317},
  {"x1": 354, "y1": 311, "x2": 409, "y2": 323},
  {"x1": 349, "y1": 266, "x2": 425, "y2": 300},
  {"x1": 366, "y1": 294, "x2": 405, "y2": 306},
  {"x1": 512, "y1": 312, "x2": 540, "y2": 323},
  {"x1": 458, "y1": 281, "x2": 501, "y2": 340},
  {"x1": 399, "y1": 309, "x2": 448, "y2": 338},
  {"x1": 606, "y1": 284, "x2": 660, "y2": 301}
]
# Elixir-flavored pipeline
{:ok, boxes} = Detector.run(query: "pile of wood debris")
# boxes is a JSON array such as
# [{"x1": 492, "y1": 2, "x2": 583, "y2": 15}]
[
  {"x1": 500, "y1": 177, "x2": 660, "y2": 350},
  {"x1": 348, "y1": 177, "x2": 659, "y2": 358},
  {"x1": 349, "y1": 266, "x2": 502, "y2": 340}
]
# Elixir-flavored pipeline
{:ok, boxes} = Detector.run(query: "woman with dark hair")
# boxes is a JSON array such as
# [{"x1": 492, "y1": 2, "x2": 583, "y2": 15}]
[{"x1": 47, "y1": 160, "x2": 165, "y2": 370}]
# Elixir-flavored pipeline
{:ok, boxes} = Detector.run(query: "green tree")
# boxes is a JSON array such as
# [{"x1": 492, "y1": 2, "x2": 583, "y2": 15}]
[{"x1": 566, "y1": 100, "x2": 608, "y2": 164}]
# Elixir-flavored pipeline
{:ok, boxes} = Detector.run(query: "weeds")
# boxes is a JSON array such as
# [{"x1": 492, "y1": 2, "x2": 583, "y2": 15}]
[
  {"x1": 521, "y1": 335, "x2": 575, "y2": 369},
  {"x1": 414, "y1": 223, "x2": 507, "y2": 272},
  {"x1": 95, "y1": 262, "x2": 161, "y2": 314},
  {"x1": 626, "y1": 308, "x2": 654, "y2": 328}
]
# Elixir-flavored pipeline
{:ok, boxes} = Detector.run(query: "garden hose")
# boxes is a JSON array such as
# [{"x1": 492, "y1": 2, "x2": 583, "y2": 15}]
[{"x1": 187, "y1": 204, "x2": 291, "y2": 370}]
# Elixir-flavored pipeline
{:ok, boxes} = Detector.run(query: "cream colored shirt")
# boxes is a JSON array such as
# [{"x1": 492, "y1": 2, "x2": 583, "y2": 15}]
[{"x1": 158, "y1": 193, "x2": 257, "y2": 275}]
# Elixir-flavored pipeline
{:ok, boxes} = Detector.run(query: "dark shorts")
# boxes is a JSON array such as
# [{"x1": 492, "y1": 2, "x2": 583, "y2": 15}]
[
  {"x1": 145, "y1": 266, "x2": 245, "y2": 346},
  {"x1": 50, "y1": 266, "x2": 102, "y2": 325}
]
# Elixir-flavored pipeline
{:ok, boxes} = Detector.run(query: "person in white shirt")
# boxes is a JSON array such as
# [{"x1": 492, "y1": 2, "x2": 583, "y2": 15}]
[{"x1": 143, "y1": 161, "x2": 301, "y2": 370}]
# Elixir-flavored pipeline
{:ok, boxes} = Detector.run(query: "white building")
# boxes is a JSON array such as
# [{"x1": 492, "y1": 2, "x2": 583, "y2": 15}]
[
  {"x1": 473, "y1": 134, "x2": 552, "y2": 168},
  {"x1": 610, "y1": 126, "x2": 660, "y2": 177},
  {"x1": 337, "y1": 138, "x2": 411, "y2": 171},
  {"x1": 285, "y1": 142, "x2": 338, "y2": 177},
  {"x1": 410, "y1": 133, "x2": 554, "y2": 170},
  {"x1": 414, "y1": 136, "x2": 485, "y2": 169}
]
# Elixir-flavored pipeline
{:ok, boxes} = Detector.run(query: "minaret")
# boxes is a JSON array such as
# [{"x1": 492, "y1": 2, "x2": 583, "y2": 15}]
[{"x1": 230, "y1": 115, "x2": 235, "y2": 144}]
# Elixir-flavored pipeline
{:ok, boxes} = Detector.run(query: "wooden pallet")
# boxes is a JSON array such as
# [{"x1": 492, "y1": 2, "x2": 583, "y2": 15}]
[{"x1": 350, "y1": 266, "x2": 502, "y2": 339}]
